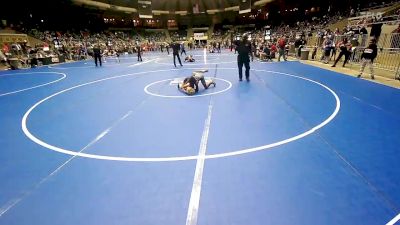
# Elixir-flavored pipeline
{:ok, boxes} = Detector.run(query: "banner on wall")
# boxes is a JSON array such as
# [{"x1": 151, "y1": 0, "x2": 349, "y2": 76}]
[{"x1": 194, "y1": 33, "x2": 207, "y2": 40}]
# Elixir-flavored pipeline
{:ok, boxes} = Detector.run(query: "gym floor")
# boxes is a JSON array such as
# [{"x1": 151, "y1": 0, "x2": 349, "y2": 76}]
[{"x1": 0, "y1": 50, "x2": 399, "y2": 225}]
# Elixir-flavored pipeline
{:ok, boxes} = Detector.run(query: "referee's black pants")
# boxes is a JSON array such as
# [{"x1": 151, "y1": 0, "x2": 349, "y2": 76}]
[
  {"x1": 94, "y1": 54, "x2": 102, "y2": 66},
  {"x1": 333, "y1": 50, "x2": 350, "y2": 67},
  {"x1": 173, "y1": 53, "x2": 182, "y2": 67},
  {"x1": 238, "y1": 58, "x2": 250, "y2": 80}
]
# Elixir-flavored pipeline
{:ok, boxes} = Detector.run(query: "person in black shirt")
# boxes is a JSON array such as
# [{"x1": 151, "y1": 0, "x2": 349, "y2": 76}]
[
  {"x1": 233, "y1": 40, "x2": 239, "y2": 54},
  {"x1": 236, "y1": 35, "x2": 252, "y2": 81},
  {"x1": 137, "y1": 45, "x2": 142, "y2": 62},
  {"x1": 332, "y1": 38, "x2": 352, "y2": 67},
  {"x1": 262, "y1": 46, "x2": 272, "y2": 62},
  {"x1": 180, "y1": 42, "x2": 187, "y2": 56},
  {"x1": 295, "y1": 37, "x2": 307, "y2": 58},
  {"x1": 171, "y1": 42, "x2": 183, "y2": 67},
  {"x1": 166, "y1": 43, "x2": 170, "y2": 55},
  {"x1": 358, "y1": 38, "x2": 378, "y2": 80},
  {"x1": 29, "y1": 48, "x2": 38, "y2": 68},
  {"x1": 93, "y1": 44, "x2": 102, "y2": 67},
  {"x1": 370, "y1": 19, "x2": 383, "y2": 41}
]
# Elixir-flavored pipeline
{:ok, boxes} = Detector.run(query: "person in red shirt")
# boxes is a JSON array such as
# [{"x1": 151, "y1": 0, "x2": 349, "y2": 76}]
[
  {"x1": 270, "y1": 43, "x2": 277, "y2": 58},
  {"x1": 277, "y1": 36, "x2": 287, "y2": 61},
  {"x1": 2, "y1": 43, "x2": 9, "y2": 53}
]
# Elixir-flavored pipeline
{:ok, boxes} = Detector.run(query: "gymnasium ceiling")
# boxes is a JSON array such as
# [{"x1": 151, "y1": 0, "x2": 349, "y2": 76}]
[
  {"x1": 73, "y1": 0, "x2": 273, "y2": 14},
  {"x1": 96, "y1": 0, "x2": 238, "y2": 11}
]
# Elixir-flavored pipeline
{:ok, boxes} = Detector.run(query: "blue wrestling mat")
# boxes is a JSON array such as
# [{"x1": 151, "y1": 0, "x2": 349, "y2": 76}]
[{"x1": 0, "y1": 50, "x2": 399, "y2": 225}]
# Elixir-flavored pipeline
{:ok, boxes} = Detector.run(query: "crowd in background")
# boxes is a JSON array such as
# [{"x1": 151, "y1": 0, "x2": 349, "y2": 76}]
[
  {"x1": 228, "y1": 4, "x2": 400, "y2": 66},
  {"x1": 0, "y1": 30, "x2": 170, "y2": 69}
]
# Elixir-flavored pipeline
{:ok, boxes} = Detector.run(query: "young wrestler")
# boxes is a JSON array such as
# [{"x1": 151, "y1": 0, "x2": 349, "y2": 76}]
[{"x1": 178, "y1": 70, "x2": 216, "y2": 95}]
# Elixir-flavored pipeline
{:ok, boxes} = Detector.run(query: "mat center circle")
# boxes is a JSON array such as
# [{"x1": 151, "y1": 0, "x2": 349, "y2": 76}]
[
  {"x1": 144, "y1": 77, "x2": 232, "y2": 98},
  {"x1": 21, "y1": 69, "x2": 340, "y2": 162}
]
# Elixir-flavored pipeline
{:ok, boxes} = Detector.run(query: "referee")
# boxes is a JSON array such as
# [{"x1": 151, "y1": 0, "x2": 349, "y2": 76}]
[
  {"x1": 236, "y1": 35, "x2": 252, "y2": 81},
  {"x1": 93, "y1": 44, "x2": 102, "y2": 67},
  {"x1": 171, "y1": 42, "x2": 183, "y2": 67},
  {"x1": 137, "y1": 45, "x2": 142, "y2": 62}
]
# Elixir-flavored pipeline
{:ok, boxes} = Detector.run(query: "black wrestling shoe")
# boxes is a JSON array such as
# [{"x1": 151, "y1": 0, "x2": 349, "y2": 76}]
[
  {"x1": 357, "y1": 74, "x2": 361, "y2": 78},
  {"x1": 246, "y1": 78, "x2": 250, "y2": 82},
  {"x1": 239, "y1": 79, "x2": 243, "y2": 81}
]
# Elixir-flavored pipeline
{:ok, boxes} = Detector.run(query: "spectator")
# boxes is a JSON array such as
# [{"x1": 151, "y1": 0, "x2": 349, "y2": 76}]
[
  {"x1": 358, "y1": 38, "x2": 378, "y2": 79},
  {"x1": 370, "y1": 18, "x2": 383, "y2": 41},
  {"x1": 360, "y1": 26, "x2": 368, "y2": 46},
  {"x1": 277, "y1": 36, "x2": 287, "y2": 62},
  {"x1": 180, "y1": 42, "x2": 186, "y2": 56},
  {"x1": 322, "y1": 37, "x2": 333, "y2": 63},
  {"x1": 332, "y1": 37, "x2": 352, "y2": 67}
]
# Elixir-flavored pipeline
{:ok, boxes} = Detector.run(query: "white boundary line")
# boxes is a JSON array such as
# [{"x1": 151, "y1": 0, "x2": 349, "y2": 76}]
[
  {"x1": 0, "y1": 109, "x2": 134, "y2": 217},
  {"x1": 203, "y1": 48, "x2": 207, "y2": 65},
  {"x1": 144, "y1": 77, "x2": 232, "y2": 98},
  {"x1": 0, "y1": 72, "x2": 67, "y2": 97},
  {"x1": 154, "y1": 58, "x2": 236, "y2": 66},
  {"x1": 387, "y1": 213, "x2": 400, "y2": 225},
  {"x1": 127, "y1": 59, "x2": 157, "y2": 67},
  {"x1": 186, "y1": 99, "x2": 213, "y2": 225},
  {"x1": 48, "y1": 58, "x2": 157, "y2": 69},
  {"x1": 21, "y1": 68, "x2": 341, "y2": 162}
]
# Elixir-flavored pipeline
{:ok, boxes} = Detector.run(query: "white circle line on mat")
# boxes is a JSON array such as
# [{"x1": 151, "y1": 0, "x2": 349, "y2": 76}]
[
  {"x1": 21, "y1": 68, "x2": 340, "y2": 162},
  {"x1": 144, "y1": 77, "x2": 232, "y2": 98},
  {"x1": 0, "y1": 72, "x2": 67, "y2": 97}
]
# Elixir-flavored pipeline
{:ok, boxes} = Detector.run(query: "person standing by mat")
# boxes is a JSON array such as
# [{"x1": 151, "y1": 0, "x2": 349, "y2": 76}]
[
  {"x1": 331, "y1": 37, "x2": 352, "y2": 67},
  {"x1": 137, "y1": 45, "x2": 143, "y2": 62},
  {"x1": 277, "y1": 36, "x2": 287, "y2": 62},
  {"x1": 358, "y1": 38, "x2": 378, "y2": 79},
  {"x1": 171, "y1": 42, "x2": 182, "y2": 67},
  {"x1": 93, "y1": 44, "x2": 102, "y2": 67},
  {"x1": 180, "y1": 42, "x2": 187, "y2": 56},
  {"x1": 166, "y1": 43, "x2": 170, "y2": 55},
  {"x1": 236, "y1": 35, "x2": 252, "y2": 81}
]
